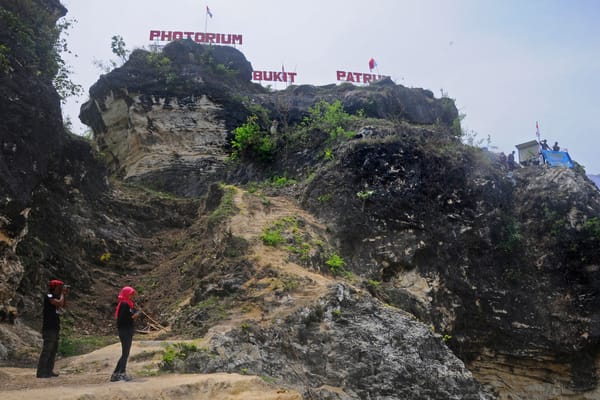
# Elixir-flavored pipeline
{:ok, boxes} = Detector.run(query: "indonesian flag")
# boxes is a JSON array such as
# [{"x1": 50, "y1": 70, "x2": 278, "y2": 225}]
[
  {"x1": 536, "y1": 121, "x2": 540, "y2": 141},
  {"x1": 206, "y1": 6, "x2": 213, "y2": 18},
  {"x1": 369, "y1": 58, "x2": 377, "y2": 71}
]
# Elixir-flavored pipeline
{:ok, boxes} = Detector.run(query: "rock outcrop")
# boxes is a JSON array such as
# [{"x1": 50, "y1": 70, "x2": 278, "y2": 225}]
[{"x1": 3, "y1": 4, "x2": 600, "y2": 399}]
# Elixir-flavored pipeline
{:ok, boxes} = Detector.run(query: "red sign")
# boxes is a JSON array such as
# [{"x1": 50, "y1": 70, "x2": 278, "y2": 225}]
[
  {"x1": 336, "y1": 70, "x2": 388, "y2": 84},
  {"x1": 252, "y1": 70, "x2": 297, "y2": 83},
  {"x1": 149, "y1": 30, "x2": 243, "y2": 45}
]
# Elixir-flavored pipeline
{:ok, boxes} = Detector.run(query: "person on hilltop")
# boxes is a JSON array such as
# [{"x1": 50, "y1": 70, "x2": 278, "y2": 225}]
[
  {"x1": 540, "y1": 139, "x2": 551, "y2": 151},
  {"x1": 110, "y1": 286, "x2": 141, "y2": 382},
  {"x1": 37, "y1": 279, "x2": 68, "y2": 378},
  {"x1": 553, "y1": 141, "x2": 560, "y2": 151},
  {"x1": 499, "y1": 152, "x2": 507, "y2": 169},
  {"x1": 507, "y1": 150, "x2": 516, "y2": 170}
]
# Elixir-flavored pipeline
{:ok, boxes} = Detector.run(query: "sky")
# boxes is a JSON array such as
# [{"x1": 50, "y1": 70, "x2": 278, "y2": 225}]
[{"x1": 59, "y1": 0, "x2": 600, "y2": 173}]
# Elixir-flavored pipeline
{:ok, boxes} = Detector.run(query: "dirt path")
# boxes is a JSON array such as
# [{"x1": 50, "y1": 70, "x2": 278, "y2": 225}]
[
  {"x1": 0, "y1": 340, "x2": 301, "y2": 399},
  {"x1": 0, "y1": 190, "x2": 336, "y2": 399}
]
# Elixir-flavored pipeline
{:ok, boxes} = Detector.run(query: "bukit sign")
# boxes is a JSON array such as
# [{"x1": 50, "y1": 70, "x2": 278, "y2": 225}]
[{"x1": 252, "y1": 70, "x2": 297, "y2": 83}]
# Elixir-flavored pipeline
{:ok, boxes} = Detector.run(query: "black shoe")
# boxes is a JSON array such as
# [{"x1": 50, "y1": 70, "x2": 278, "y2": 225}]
[
  {"x1": 110, "y1": 373, "x2": 120, "y2": 382},
  {"x1": 50, "y1": 371, "x2": 59, "y2": 377},
  {"x1": 36, "y1": 373, "x2": 51, "y2": 378},
  {"x1": 120, "y1": 374, "x2": 132, "y2": 382}
]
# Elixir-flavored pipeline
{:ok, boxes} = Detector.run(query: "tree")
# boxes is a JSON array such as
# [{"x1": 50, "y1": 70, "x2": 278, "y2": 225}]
[{"x1": 111, "y1": 35, "x2": 129, "y2": 64}]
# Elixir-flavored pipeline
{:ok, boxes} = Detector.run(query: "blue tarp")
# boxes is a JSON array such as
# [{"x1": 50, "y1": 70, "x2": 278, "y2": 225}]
[{"x1": 541, "y1": 150, "x2": 574, "y2": 168}]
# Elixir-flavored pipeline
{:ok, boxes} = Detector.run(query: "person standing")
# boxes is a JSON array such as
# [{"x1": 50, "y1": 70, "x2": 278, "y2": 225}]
[
  {"x1": 110, "y1": 286, "x2": 140, "y2": 382},
  {"x1": 507, "y1": 150, "x2": 516, "y2": 170},
  {"x1": 36, "y1": 279, "x2": 68, "y2": 378}
]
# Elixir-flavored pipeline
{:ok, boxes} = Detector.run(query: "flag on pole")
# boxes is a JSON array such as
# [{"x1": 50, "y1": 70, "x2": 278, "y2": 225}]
[
  {"x1": 206, "y1": 6, "x2": 213, "y2": 18},
  {"x1": 368, "y1": 58, "x2": 377, "y2": 71},
  {"x1": 536, "y1": 121, "x2": 540, "y2": 141}
]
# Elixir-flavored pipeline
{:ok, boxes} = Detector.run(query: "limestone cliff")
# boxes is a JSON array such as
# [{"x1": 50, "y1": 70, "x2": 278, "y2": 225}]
[{"x1": 3, "y1": 4, "x2": 600, "y2": 399}]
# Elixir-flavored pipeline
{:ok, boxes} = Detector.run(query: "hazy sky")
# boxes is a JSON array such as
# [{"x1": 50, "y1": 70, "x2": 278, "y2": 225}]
[{"x1": 59, "y1": 0, "x2": 600, "y2": 173}]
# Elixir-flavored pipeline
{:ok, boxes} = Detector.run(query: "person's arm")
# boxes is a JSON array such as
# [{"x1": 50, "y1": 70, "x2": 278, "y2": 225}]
[
  {"x1": 49, "y1": 287, "x2": 67, "y2": 308},
  {"x1": 132, "y1": 308, "x2": 141, "y2": 320}
]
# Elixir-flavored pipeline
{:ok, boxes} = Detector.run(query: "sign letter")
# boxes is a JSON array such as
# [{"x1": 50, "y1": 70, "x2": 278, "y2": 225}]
[
  {"x1": 194, "y1": 32, "x2": 205, "y2": 43},
  {"x1": 149, "y1": 30, "x2": 160, "y2": 41},
  {"x1": 232, "y1": 34, "x2": 243, "y2": 45}
]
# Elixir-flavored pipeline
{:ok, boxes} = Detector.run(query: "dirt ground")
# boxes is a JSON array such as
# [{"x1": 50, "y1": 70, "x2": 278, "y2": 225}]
[
  {"x1": 0, "y1": 191, "x2": 338, "y2": 399},
  {"x1": 0, "y1": 340, "x2": 301, "y2": 399}
]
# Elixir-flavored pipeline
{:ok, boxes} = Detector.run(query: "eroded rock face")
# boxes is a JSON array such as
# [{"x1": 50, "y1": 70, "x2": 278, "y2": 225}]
[
  {"x1": 80, "y1": 40, "x2": 457, "y2": 196},
  {"x1": 299, "y1": 128, "x2": 600, "y2": 398},
  {"x1": 182, "y1": 284, "x2": 494, "y2": 400},
  {"x1": 0, "y1": 0, "x2": 67, "y2": 322},
  {"x1": 79, "y1": 41, "x2": 261, "y2": 194}
]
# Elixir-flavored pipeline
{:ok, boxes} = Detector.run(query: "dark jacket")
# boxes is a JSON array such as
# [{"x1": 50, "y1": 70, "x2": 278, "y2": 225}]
[
  {"x1": 42, "y1": 293, "x2": 60, "y2": 331},
  {"x1": 116, "y1": 302, "x2": 136, "y2": 330}
]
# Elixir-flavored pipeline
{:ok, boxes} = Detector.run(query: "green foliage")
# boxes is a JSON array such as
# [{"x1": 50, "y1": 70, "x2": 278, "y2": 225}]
[
  {"x1": 0, "y1": 44, "x2": 10, "y2": 74},
  {"x1": 261, "y1": 228, "x2": 285, "y2": 246},
  {"x1": 356, "y1": 190, "x2": 375, "y2": 200},
  {"x1": 161, "y1": 342, "x2": 198, "y2": 371},
  {"x1": 582, "y1": 217, "x2": 600, "y2": 241},
  {"x1": 207, "y1": 185, "x2": 238, "y2": 227},
  {"x1": 324, "y1": 148, "x2": 334, "y2": 160},
  {"x1": 270, "y1": 175, "x2": 296, "y2": 188},
  {"x1": 317, "y1": 194, "x2": 332, "y2": 203},
  {"x1": 367, "y1": 279, "x2": 381, "y2": 289},
  {"x1": 442, "y1": 334, "x2": 452, "y2": 343},
  {"x1": 111, "y1": 35, "x2": 129, "y2": 63},
  {"x1": 58, "y1": 316, "x2": 117, "y2": 356},
  {"x1": 498, "y1": 218, "x2": 522, "y2": 255},
  {"x1": 304, "y1": 100, "x2": 355, "y2": 140},
  {"x1": 0, "y1": 3, "x2": 83, "y2": 101},
  {"x1": 231, "y1": 115, "x2": 275, "y2": 162},
  {"x1": 146, "y1": 51, "x2": 171, "y2": 70},
  {"x1": 99, "y1": 252, "x2": 111, "y2": 263},
  {"x1": 325, "y1": 253, "x2": 346, "y2": 276},
  {"x1": 214, "y1": 63, "x2": 239, "y2": 79},
  {"x1": 357, "y1": 189, "x2": 375, "y2": 211}
]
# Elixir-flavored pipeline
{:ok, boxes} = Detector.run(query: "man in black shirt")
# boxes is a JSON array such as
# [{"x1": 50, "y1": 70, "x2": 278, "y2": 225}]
[{"x1": 36, "y1": 279, "x2": 67, "y2": 378}]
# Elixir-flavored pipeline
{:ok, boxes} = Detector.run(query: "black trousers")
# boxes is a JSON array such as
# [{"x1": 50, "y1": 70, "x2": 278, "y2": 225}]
[
  {"x1": 114, "y1": 327, "x2": 134, "y2": 374},
  {"x1": 37, "y1": 329, "x2": 59, "y2": 377}
]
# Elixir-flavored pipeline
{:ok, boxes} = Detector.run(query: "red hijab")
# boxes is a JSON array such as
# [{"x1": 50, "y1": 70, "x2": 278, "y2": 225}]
[{"x1": 115, "y1": 286, "x2": 136, "y2": 319}]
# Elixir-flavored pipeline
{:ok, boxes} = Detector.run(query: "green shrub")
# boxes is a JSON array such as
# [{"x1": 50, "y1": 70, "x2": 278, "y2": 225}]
[
  {"x1": 161, "y1": 342, "x2": 198, "y2": 371},
  {"x1": 231, "y1": 115, "x2": 275, "y2": 162},
  {"x1": 325, "y1": 253, "x2": 346, "y2": 275},
  {"x1": 304, "y1": 100, "x2": 355, "y2": 140},
  {"x1": 261, "y1": 228, "x2": 284, "y2": 246}
]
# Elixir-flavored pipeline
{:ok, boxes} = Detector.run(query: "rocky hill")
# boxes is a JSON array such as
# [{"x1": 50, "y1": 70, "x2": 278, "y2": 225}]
[{"x1": 2, "y1": 1, "x2": 600, "y2": 399}]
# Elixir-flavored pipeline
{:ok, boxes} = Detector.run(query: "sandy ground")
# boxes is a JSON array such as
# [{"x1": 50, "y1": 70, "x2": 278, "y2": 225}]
[{"x1": 0, "y1": 340, "x2": 301, "y2": 399}]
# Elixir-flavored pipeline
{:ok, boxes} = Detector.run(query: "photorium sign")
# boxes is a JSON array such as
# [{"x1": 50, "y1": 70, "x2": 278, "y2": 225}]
[{"x1": 149, "y1": 30, "x2": 243, "y2": 45}]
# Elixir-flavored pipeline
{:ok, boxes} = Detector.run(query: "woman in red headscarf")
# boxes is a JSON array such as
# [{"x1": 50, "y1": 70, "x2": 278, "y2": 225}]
[{"x1": 110, "y1": 286, "x2": 140, "y2": 382}]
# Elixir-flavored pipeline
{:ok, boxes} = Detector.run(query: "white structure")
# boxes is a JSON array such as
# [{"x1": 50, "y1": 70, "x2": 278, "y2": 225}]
[{"x1": 515, "y1": 140, "x2": 540, "y2": 165}]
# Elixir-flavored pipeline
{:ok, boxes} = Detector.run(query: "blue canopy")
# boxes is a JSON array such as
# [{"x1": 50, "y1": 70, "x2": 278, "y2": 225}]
[{"x1": 541, "y1": 150, "x2": 574, "y2": 168}]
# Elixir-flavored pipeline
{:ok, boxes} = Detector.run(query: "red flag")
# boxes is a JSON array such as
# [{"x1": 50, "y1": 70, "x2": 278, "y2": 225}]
[
  {"x1": 206, "y1": 6, "x2": 213, "y2": 18},
  {"x1": 368, "y1": 58, "x2": 377, "y2": 71}
]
